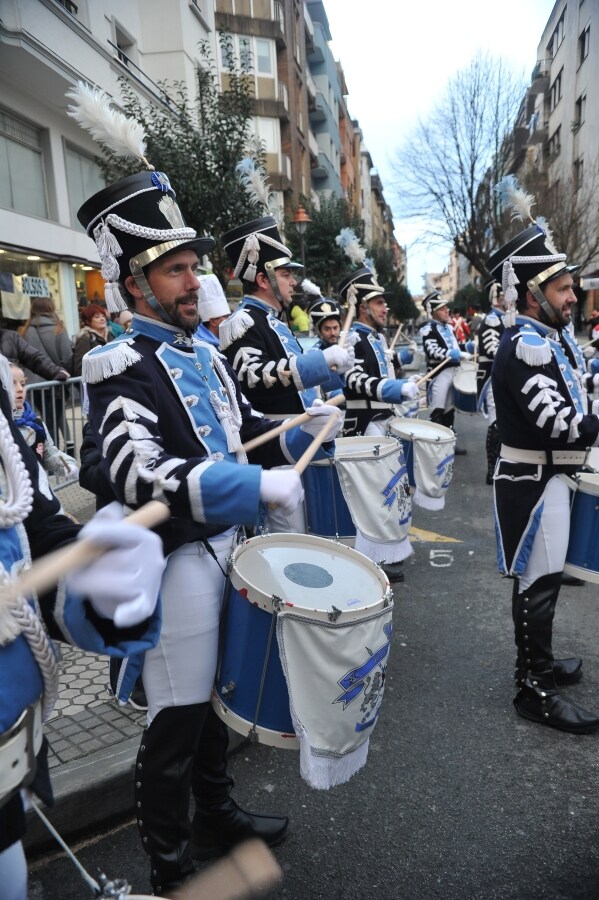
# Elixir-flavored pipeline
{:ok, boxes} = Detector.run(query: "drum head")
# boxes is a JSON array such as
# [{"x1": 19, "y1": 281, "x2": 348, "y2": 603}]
[
  {"x1": 388, "y1": 417, "x2": 455, "y2": 443},
  {"x1": 231, "y1": 533, "x2": 390, "y2": 618},
  {"x1": 453, "y1": 368, "x2": 477, "y2": 393}
]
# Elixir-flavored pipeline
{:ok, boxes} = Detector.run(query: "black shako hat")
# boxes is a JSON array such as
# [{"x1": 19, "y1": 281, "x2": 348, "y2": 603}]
[
  {"x1": 222, "y1": 216, "x2": 302, "y2": 283},
  {"x1": 309, "y1": 299, "x2": 342, "y2": 332},
  {"x1": 337, "y1": 267, "x2": 385, "y2": 306},
  {"x1": 486, "y1": 223, "x2": 579, "y2": 302},
  {"x1": 423, "y1": 290, "x2": 449, "y2": 315},
  {"x1": 77, "y1": 171, "x2": 215, "y2": 312}
]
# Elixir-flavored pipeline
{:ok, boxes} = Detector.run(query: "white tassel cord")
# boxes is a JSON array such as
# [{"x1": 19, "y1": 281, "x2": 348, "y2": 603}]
[
  {"x1": 515, "y1": 333, "x2": 552, "y2": 367},
  {"x1": 294, "y1": 717, "x2": 370, "y2": 790},
  {"x1": 66, "y1": 82, "x2": 152, "y2": 169},
  {"x1": 413, "y1": 488, "x2": 445, "y2": 511}
]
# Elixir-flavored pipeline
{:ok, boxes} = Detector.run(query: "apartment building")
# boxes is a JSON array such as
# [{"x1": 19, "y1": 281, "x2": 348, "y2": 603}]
[{"x1": 0, "y1": 0, "x2": 215, "y2": 332}]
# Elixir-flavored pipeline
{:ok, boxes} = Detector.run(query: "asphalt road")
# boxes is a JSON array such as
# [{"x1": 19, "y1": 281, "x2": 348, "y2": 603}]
[{"x1": 28, "y1": 411, "x2": 599, "y2": 899}]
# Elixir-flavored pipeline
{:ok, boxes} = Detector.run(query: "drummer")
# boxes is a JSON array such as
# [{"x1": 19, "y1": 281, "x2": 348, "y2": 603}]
[
  {"x1": 74, "y1": 157, "x2": 342, "y2": 893},
  {"x1": 487, "y1": 214, "x2": 599, "y2": 735},
  {"x1": 476, "y1": 281, "x2": 506, "y2": 484},
  {"x1": 338, "y1": 267, "x2": 420, "y2": 582},
  {"x1": 419, "y1": 291, "x2": 471, "y2": 454}
]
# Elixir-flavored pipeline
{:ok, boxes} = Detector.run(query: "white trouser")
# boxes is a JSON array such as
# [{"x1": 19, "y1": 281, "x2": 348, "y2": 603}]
[
  {"x1": 0, "y1": 840, "x2": 27, "y2": 900},
  {"x1": 142, "y1": 530, "x2": 236, "y2": 726},
  {"x1": 519, "y1": 476, "x2": 570, "y2": 591},
  {"x1": 428, "y1": 366, "x2": 455, "y2": 413}
]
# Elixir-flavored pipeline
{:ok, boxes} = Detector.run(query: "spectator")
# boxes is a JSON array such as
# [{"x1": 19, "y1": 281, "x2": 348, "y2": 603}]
[
  {"x1": 19, "y1": 296, "x2": 73, "y2": 448},
  {"x1": 72, "y1": 304, "x2": 114, "y2": 376},
  {"x1": 10, "y1": 362, "x2": 78, "y2": 479}
]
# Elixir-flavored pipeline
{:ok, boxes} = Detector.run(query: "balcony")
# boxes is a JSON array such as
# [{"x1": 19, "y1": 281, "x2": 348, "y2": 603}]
[
  {"x1": 215, "y1": 10, "x2": 286, "y2": 47},
  {"x1": 309, "y1": 90, "x2": 327, "y2": 123},
  {"x1": 308, "y1": 130, "x2": 319, "y2": 162},
  {"x1": 254, "y1": 82, "x2": 289, "y2": 121},
  {"x1": 530, "y1": 58, "x2": 550, "y2": 94},
  {"x1": 268, "y1": 153, "x2": 292, "y2": 192},
  {"x1": 311, "y1": 150, "x2": 332, "y2": 180}
]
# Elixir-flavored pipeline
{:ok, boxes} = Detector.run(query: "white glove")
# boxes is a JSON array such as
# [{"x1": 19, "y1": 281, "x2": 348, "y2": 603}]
[
  {"x1": 460, "y1": 351, "x2": 474, "y2": 361},
  {"x1": 401, "y1": 381, "x2": 420, "y2": 400},
  {"x1": 322, "y1": 344, "x2": 355, "y2": 374},
  {"x1": 408, "y1": 374, "x2": 421, "y2": 383},
  {"x1": 59, "y1": 455, "x2": 79, "y2": 478},
  {"x1": 301, "y1": 400, "x2": 343, "y2": 440},
  {"x1": 259, "y1": 469, "x2": 304, "y2": 514},
  {"x1": 65, "y1": 503, "x2": 165, "y2": 628}
]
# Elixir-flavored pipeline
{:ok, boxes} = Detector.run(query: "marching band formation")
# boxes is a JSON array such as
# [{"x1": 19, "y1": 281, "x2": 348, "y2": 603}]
[{"x1": 3, "y1": 84, "x2": 599, "y2": 897}]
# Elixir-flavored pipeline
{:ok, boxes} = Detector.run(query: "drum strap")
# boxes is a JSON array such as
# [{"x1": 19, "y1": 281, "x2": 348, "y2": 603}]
[{"x1": 501, "y1": 445, "x2": 588, "y2": 466}]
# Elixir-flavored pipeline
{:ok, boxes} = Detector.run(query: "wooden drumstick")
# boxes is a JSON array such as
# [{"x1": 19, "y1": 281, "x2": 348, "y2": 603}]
[
  {"x1": 413, "y1": 357, "x2": 453, "y2": 387},
  {"x1": 170, "y1": 839, "x2": 283, "y2": 900},
  {"x1": 388, "y1": 324, "x2": 404, "y2": 354},
  {"x1": 241, "y1": 393, "x2": 346, "y2": 453},
  {"x1": 292, "y1": 416, "x2": 340, "y2": 475},
  {"x1": 2, "y1": 500, "x2": 170, "y2": 607}
]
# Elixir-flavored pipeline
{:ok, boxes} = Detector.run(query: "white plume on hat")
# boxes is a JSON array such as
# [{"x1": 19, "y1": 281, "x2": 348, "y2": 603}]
[{"x1": 198, "y1": 275, "x2": 230, "y2": 321}]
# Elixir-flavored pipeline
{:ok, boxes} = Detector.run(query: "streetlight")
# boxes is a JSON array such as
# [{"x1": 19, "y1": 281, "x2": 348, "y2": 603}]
[{"x1": 291, "y1": 205, "x2": 311, "y2": 268}]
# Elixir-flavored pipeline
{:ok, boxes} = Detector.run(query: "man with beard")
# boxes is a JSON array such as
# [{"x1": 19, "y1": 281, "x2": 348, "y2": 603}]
[
  {"x1": 487, "y1": 222, "x2": 599, "y2": 734},
  {"x1": 76, "y1": 170, "x2": 342, "y2": 895}
]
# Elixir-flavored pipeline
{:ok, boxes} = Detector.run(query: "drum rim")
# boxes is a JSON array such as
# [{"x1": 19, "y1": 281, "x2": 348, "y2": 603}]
[
  {"x1": 309, "y1": 434, "x2": 402, "y2": 464},
  {"x1": 230, "y1": 532, "x2": 390, "y2": 617},
  {"x1": 453, "y1": 370, "x2": 478, "y2": 392},
  {"x1": 572, "y1": 472, "x2": 599, "y2": 495},
  {"x1": 211, "y1": 690, "x2": 299, "y2": 750},
  {"x1": 387, "y1": 417, "x2": 455, "y2": 442}
]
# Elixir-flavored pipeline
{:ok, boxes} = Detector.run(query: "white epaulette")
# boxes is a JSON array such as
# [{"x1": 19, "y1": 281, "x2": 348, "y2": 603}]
[
  {"x1": 82, "y1": 336, "x2": 142, "y2": 384},
  {"x1": 419, "y1": 323, "x2": 432, "y2": 337},
  {"x1": 219, "y1": 310, "x2": 254, "y2": 350},
  {"x1": 514, "y1": 330, "x2": 552, "y2": 367},
  {"x1": 486, "y1": 312, "x2": 501, "y2": 326}
]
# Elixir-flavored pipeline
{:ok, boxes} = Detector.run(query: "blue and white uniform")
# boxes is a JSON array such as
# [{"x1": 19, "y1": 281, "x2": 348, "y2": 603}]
[
  {"x1": 419, "y1": 319, "x2": 461, "y2": 414},
  {"x1": 493, "y1": 316, "x2": 599, "y2": 589},
  {"x1": 219, "y1": 297, "x2": 331, "y2": 415},
  {"x1": 84, "y1": 314, "x2": 333, "y2": 714},
  {"x1": 476, "y1": 307, "x2": 505, "y2": 421},
  {"x1": 344, "y1": 322, "x2": 409, "y2": 437}
]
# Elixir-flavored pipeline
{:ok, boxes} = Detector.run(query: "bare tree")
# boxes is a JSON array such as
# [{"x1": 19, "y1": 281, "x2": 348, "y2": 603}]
[
  {"x1": 391, "y1": 54, "x2": 526, "y2": 282},
  {"x1": 523, "y1": 163, "x2": 599, "y2": 275}
]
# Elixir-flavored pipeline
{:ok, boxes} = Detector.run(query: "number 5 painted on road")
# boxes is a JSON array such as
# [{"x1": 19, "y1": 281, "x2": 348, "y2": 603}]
[{"x1": 429, "y1": 549, "x2": 454, "y2": 567}]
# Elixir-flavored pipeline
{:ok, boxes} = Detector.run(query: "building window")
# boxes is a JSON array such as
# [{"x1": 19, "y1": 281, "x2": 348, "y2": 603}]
[
  {"x1": 547, "y1": 9, "x2": 566, "y2": 57},
  {"x1": 64, "y1": 145, "x2": 104, "y2": 231},
  {"x1": 550, "y1": 68, "x2": 563, "y2": 110},
  {"x1": 114, "y1": 23, "x2": 136, "y2": 67},
  {"x1": 579, "y1": 25, "x2": 590, "y2": 64},
  {"x1": 574, "y1": 92, "x2": 586, "y2": 129},
  {"x1": 0, "y1": 108, "x2": 48, "y2": 218},
  {"x1": 547, "y1": 125, "x2": 562, "y2": 158},
  {"x1": 574, "y1": 156, "x2": 584, "y2": 190},
  {"x1": 256, "y1": 38, "x2": 272, "y2": 74},
  {"x1": 52, "y1": 0, "x2": 79, "y2": 15}
]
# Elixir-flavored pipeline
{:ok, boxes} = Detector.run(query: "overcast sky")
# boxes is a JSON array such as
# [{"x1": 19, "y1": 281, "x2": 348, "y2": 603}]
[{"x1": 321, "y1": 0, "x2": 554, "y2": 294}]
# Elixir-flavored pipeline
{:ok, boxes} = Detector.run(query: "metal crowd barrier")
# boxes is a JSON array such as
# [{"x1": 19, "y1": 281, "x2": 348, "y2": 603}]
[{"x1": 25, "y1": 377, "x2": 84, "y2": 491}]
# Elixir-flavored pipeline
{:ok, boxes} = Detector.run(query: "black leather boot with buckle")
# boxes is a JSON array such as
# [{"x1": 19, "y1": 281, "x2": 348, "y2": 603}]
[
  {"x1": 512, "y1": 573, "x2": 599, "y2": 734},
  {"x1": 190, "y1": 707, "x2": 288, "y2": 861}
]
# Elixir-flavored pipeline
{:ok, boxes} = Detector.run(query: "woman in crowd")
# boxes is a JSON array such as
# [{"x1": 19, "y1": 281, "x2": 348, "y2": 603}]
[{"x1": 72, "y1": 304, "x2": 113, "y2": 377}]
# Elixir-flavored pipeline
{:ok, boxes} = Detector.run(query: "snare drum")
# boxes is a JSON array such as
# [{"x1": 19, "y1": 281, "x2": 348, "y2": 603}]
[
  {"x1": 453, "y1": 365, "x2": 478, "y2": 414},
  {"x1": 212, "y1": 534, "x2": 391, "y2": 749},
  {"x1": 302, "y1": 435, "x2": 401, "y2": 542},
  {"x1": 387, "y1": 418, "x2": 455, "y2": 509},
  {"x1": 564, "y1": 472, "x2": 599, "y2": 583}
]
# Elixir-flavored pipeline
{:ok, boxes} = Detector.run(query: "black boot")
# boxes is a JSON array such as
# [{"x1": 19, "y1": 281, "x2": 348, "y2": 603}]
[
  {"x1": 485, "y1": 421, "x2": 500, "y2": 485},
  {"x1": 190, "y1": 706, "x2": 288, "y2": 861},
  {"x1": 135, "y1": 703, "x2": 210, "y2": 895},
  {"x1": 512, "y1": 574, "x2": 599, "y2": 733},
  {"x1": 511, "y1": 578, "x2": 583, "y2": 687}
]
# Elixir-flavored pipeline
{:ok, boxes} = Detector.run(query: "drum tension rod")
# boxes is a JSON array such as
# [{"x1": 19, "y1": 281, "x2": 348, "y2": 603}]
[{"x1": 249, "y1": 595, "x2": 284, "y2": 744}]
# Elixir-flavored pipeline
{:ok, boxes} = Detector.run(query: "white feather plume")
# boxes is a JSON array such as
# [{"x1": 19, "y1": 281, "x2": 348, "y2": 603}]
[
  {"x1": 301, "y1": 278, "x2": 322, "y2": 297},
  {"x1": 536, "y1": 216, "x2": 558, "y2": 253},
  {"x1": 66, "y1": 82, "x2": 149, "y2": 165},
  {"x1": 335, "y1": 228, "x2": 366, "y2": 266},
  {"x1": 494, "y1": 175, "x2": 536, "y2": 223},
  {"x1": 236, "y1": 157, "x2": 278, "y2": 219}
]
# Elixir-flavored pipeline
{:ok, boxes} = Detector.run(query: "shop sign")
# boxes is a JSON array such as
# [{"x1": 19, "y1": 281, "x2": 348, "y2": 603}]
[{"x1": 22, "y1": 276, "x2": 50, "y2": 297}]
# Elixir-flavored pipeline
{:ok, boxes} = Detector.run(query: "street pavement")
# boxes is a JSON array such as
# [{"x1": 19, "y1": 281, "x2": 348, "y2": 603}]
[{"x1": 25, "y1": 410, "x2": 599, "y2": 898}]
